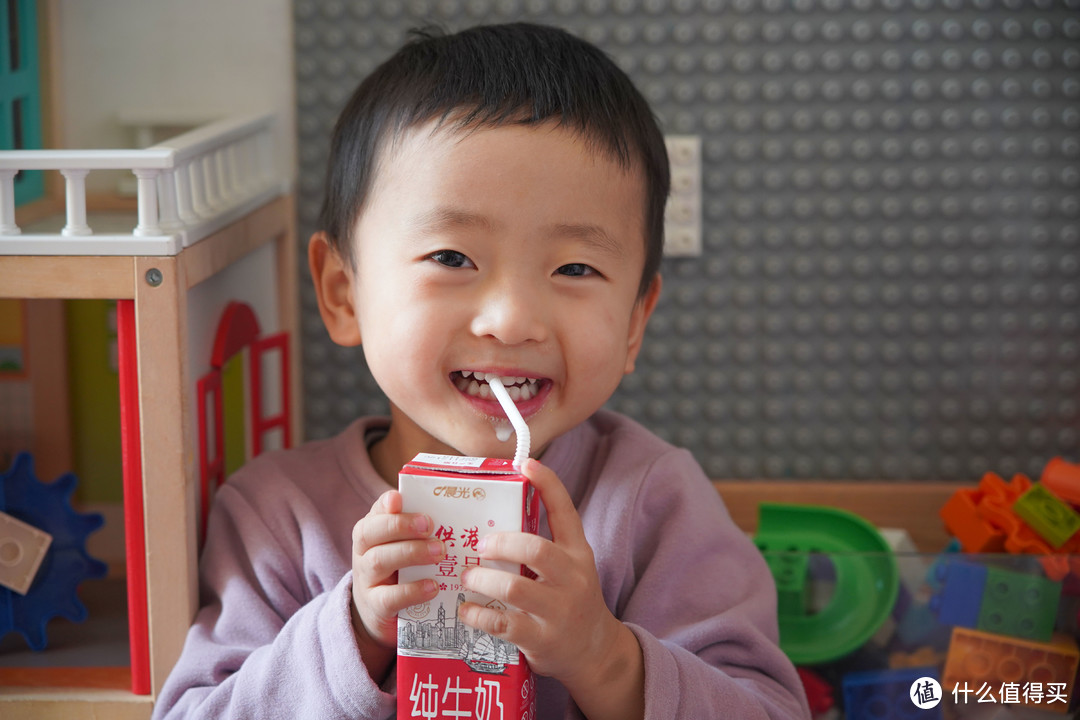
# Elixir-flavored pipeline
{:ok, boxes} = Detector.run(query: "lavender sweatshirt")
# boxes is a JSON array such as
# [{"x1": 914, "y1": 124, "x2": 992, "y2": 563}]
[{"x1": 153, "y1": 411, "x2": 810, "y2": 719}]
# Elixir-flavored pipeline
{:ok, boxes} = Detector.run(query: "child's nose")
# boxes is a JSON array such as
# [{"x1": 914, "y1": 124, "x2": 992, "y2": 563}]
[{"x1": 469, "y1": 278, "x2": 548, "y2": 345}]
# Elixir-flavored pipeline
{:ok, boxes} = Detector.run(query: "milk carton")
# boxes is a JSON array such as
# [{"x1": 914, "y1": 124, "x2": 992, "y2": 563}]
[{"x1": 397, "y1": 452, "x2": 539, "y2": 720}]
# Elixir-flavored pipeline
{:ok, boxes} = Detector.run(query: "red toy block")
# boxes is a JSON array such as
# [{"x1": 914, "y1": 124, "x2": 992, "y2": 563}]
[{"x1": 796, "y1": 667, "x2": 834, "y2": 715}]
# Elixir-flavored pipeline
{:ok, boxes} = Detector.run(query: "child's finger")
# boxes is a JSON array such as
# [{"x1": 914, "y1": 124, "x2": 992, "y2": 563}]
[
  {"x1": 355, "y1": 537, "x2": 445, "y2": 584},
  {"x1": 476, "y1": 532, "x2": 564, "y2": 582},
  {"x1": 459, "y1": 565, "x2": 539, "y2": 614},
  {"x1": 365, "y1": 578, "x2": 439, "y2": 619},
  {"x1": 351, "y1": 512, "x2": 433, "y2": 555},
  {"x1": 374, "y1": 489, "x2": 403, "y2": 514},
  {"x1": 457, "y1": 596, "x2": 538, "y2": 644},
  {"x1": 521, "y1": 458, "x2": 587, "y2": 547}
]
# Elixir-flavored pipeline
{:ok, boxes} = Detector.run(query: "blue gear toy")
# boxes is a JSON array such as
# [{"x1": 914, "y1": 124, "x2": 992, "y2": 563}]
[{"x1": 0, "y1": 452, "x2": 107, "y2": 651}]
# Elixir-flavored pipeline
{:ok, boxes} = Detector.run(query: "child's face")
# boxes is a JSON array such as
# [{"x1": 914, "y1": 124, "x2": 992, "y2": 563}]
[{"x1": 316, "y1": 119, "x2": 659, "y2": 469}]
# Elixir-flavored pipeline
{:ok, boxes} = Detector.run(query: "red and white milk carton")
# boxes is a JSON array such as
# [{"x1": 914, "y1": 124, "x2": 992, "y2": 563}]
[{"x1": 397, "y1": 453, "x2": 539, "y2": 720}]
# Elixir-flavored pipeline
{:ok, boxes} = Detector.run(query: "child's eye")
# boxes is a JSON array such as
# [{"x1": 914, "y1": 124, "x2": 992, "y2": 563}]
[
  {"x1": 556, "y1": 263, "x2": 596, "y2": 278},
  {"x1": 428, "y1": 250, "x2": 475, "y2": 269}
]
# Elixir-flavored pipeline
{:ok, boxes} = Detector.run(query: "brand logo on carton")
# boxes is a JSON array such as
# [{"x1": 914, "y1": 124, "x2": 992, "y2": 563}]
[{"x1": 433, "y1": 485, "x2": 487, "y2": 500}]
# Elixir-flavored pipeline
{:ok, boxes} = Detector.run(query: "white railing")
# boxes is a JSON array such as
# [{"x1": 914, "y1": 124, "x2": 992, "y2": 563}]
[{"x1": 0, "y1": 113, "x2": 285, "y2": 256}]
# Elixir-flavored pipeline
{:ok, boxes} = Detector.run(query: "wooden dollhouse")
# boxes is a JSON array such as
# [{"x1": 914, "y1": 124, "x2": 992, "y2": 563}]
[
  {"x1": 0, "y1": 112, "x2": 299, "y2": 718},
  {"x1": 0, "y1": 1, "x2": 298, "y2": 715}
]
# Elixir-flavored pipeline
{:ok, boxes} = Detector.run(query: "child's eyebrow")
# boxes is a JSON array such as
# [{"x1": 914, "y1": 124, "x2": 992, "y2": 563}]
[
  {"x1": 411, "y1": 207, "x2": 623, "y2": 260},
  {"x1": 412, "y1": 207, "x2": 496, "y2": 235},
  {"x1": 545, "y1": 222, "x2": 623, "y2": 260}
]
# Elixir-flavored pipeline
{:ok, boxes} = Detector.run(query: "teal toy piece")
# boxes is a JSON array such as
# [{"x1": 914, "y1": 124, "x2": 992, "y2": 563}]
[{"x1": 755, "y1": 503, "x2": 899, "y2": 665}]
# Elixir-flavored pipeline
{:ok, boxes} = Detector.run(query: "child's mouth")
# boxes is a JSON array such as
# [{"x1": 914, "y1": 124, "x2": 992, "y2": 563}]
[{"x1": 450, "y1": 370, "x2": 543, "y2": 403}]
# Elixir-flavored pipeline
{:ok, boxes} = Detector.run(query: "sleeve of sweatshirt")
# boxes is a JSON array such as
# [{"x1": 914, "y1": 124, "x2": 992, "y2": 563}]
[
  {"x1": 621, "y1": 450, "x2": 811, "y2": 720},
  {"x1": 151, "y1": 483, "x2": 396, "y2": 720}
]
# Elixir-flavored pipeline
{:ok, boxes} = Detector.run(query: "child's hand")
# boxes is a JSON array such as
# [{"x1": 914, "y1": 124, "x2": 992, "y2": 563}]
[
  {"x1": 350, "y1": 490, "x2": 441, "y2": 675},
  {"x1": 457, "y1": 459, "x2": 644, "y2": 720}
]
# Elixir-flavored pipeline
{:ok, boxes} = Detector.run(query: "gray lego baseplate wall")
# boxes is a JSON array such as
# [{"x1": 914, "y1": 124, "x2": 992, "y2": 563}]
[{"x1": 293, "y1": 0, "x2": 1079, "y2": 481}]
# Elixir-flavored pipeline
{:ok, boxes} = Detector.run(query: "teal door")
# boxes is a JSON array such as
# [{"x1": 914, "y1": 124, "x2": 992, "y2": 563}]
[{"x1": 1, "y1": 0, "x2": 44, "y2": 205}]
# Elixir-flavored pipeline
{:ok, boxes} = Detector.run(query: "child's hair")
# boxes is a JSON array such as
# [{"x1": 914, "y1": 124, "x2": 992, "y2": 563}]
[{"x1": 318, "y1": 22, "x2": 669, "y2": 298}]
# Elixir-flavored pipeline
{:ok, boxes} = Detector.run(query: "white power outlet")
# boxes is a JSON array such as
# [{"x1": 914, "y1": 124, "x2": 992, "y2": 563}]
[{"x1": 663, "y1": 135, "x2": 702, "y2": 257}]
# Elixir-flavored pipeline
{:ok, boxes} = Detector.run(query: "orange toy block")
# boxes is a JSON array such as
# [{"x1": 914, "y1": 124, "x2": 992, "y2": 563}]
[
  {"x1": 978, "y1": 474, "x2": 1055, "y2": 555},
  {"x1": 1043, "y1": 457, "x2": 1080, "y2": 506},
  {"x1": 940, "y1": 483, "x2": 1007, "y2": 553},
  {"x1": 942, "y1": 627, "x2": 1079, "y2": 714},
  {"x1": 942, "y1": 473, "x2": 1080, "y2": 581},
  {"x1": 978, "y1": 474, "x2": 1080, "y2": 555}
]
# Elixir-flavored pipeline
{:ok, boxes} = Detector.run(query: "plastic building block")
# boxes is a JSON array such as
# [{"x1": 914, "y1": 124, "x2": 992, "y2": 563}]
[
  {"x1": 895, "y1": 603, "x2": 951, "y2": 652},
  {"x1": 1012, "y1": 484, "x2": 1080, "y2": 549},
  {"x1": 0, "y1": 453, "x2": 107, "y2": 650},
  {"x1": 977, "y1": 566, "x2": 1061, "y2": 643},
  {"x1": 842, "y1": 666, "x2": 942, "y2": 720},
  {"x1": 942, "y1": 628, "x2": 1078, "y2": 714},
  {"x1": 940, "y1": 485, "x2": 1007, "y2": 554},
  {"x1": 796, "y1": 667, "x2": 835, "y2": 716},
  {"x1": 924, "y1": 539, "x2": 961, "y2": 591},
  {"x1": 1042, "y1": 457, "x2": 1080, "y2": 506},
  {"x1": 930, "y1": 560, "x2": 987, "y2": 628},
  {"x1": 0, "y1": 510, "x2": 53, "y2": 594},
  {"x1": 929, "y1": 560, "x2": 1061, "y2": 643},
  {"x1": 880, "y1": 528, "x2": 929, "y2": 602},
  {"x1": 755, "y1": 503, "x2": 898, "y2": 665},
  {"x1": 759, "y1": 550, "x2": 810, "y2": 617},
  {"x1": 888, "y1": 646, "x2": 945, "y2": 671},
  {"x1": 941, "y1": 472, "x2": 1080, "y2": 581}
]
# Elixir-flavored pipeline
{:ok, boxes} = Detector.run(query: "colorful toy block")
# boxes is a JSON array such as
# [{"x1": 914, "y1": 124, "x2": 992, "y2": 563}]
[
  {"x1": 888, "y1": 646, "x2": 945, "y2": 671},
  {"x1": 759, "y1": 549, "x2": 810, "y2": 617},
  {"x1": 940, "y1": 484, "x2": 1007, "y2": 554},
  {"x1": 929, "y1": 560, "x2": 1061, "y2": 643},
  {"x1": 1042, "y1": 457, "x2": 1080, "y2": 506},
  {"x1": 796, "y1": 667, "x2": 834, "y2": 716},
  {"x1": 942, "y1": 628, "x2": 1078, "y2": 714},
  {"x1": 940, "y1": 472, "x2": 1080, "y2": 581},
  {"x1": 1013, "y1": 484, "x2": 1080, "y2": 549},
  {"x1": 977, "y1": 566, "x2": 1061, "y2": 642},
  {"x1": 895, "y1": 603, "x2": 951, "y2": 652},
  {"x1": 842, "y1": 666, "x2": 942, "y2": 720},
  {"x1": 930, "y1": 560, "x2": 986, "y2": 628}
]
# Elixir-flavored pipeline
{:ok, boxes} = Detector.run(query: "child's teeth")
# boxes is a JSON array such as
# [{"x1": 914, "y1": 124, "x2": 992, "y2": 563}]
[{"x1": 457, "y1": 371, "x2": 541, "y2": 399}]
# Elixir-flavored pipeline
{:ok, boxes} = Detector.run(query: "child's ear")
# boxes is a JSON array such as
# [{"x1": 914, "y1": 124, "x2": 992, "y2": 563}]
[
  {"x1": 308, "y1": 232, "x2": 362, "y2": 347},
  {"x1": 624, "y1": 274, "x2": 662, "y2": 375}
]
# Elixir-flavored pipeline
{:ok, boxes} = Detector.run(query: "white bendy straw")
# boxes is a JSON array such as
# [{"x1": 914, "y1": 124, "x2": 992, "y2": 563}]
[{"x1": 486, "y1": 377, "x2": 531, "y2": 468}]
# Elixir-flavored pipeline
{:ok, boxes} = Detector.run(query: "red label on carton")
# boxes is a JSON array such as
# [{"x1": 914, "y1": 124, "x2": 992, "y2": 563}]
[{"x1": 397, "y1": 453, "x2": 539, "y2": 720}]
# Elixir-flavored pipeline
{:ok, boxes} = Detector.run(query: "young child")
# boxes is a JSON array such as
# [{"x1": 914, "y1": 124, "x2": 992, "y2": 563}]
[{"x1": 154, "y1": 23, "x2": 810, "y2": 720}]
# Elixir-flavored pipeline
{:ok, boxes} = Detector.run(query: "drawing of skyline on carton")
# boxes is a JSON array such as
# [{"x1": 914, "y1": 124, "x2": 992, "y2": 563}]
[{"x1": 397, "y1": 592, "x2": 520, "y2": 668}]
